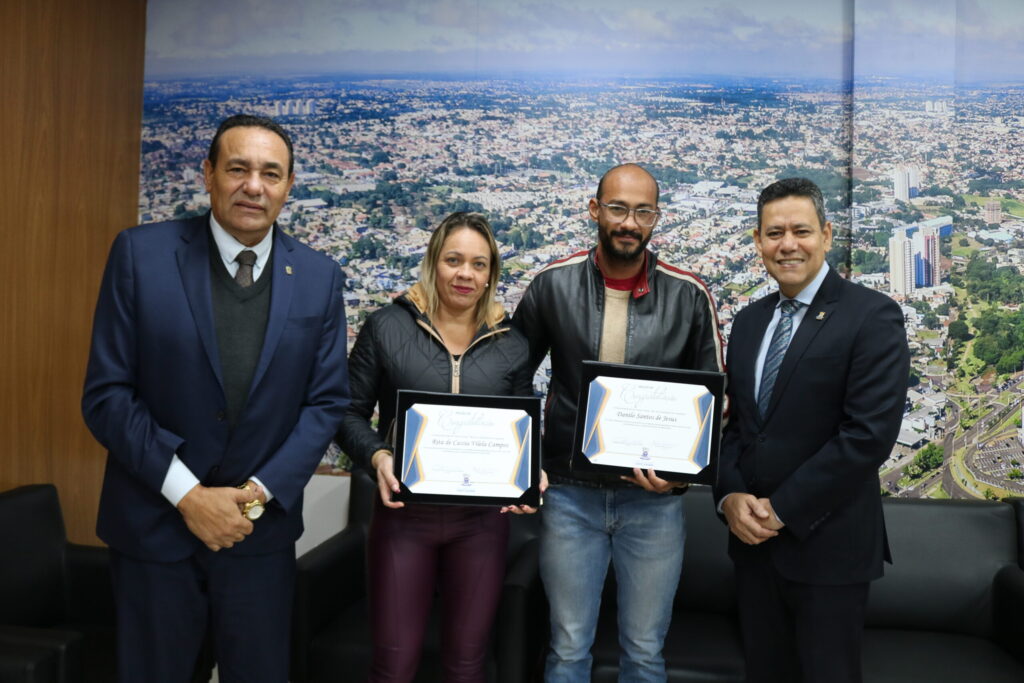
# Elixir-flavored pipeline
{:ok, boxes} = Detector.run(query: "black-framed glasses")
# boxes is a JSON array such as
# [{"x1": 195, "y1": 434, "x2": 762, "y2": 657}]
[{"x1": 598, "y1": 202, "x2": 661, "y2": 228}]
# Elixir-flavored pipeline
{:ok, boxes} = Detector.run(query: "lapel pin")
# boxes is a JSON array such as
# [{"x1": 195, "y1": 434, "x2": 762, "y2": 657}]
[
  {"x1": 285, "y1": 266, "x2": 293, "y2": 275},
  {"x1": 816, "y1": 311, "x2": 826, "y2": 321}
]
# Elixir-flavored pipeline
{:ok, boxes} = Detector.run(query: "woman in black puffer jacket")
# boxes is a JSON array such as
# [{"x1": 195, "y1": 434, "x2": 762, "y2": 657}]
[{"x1": 337, "y1": 212, "x2": 538, "y2": 682}]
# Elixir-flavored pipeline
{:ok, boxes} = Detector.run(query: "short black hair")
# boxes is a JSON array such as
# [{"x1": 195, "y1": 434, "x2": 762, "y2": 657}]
[
  {"x1": 756, "y1": 177, "x2": 827, "y2": 232},
  {"x1": 207, "y1": 114, "x2": 294, "y2": 176},
  {"x1": 595, "y1": 163, "x2": 660, "y2": 204}
]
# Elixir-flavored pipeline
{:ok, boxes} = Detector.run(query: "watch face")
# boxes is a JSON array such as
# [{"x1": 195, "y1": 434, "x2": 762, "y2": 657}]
[{"x1": 245, "y1": 501, "x2": 265, "y2": 521}]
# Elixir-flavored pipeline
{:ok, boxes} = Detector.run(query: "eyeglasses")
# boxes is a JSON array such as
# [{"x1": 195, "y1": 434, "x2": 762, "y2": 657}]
[{"x1": 598, "y1": 202, "x2": 661, "y2": 228}]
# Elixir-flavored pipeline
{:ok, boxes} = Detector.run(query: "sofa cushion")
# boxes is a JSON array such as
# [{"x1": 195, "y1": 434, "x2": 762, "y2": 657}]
[{"x1": 862, "y1": 628, "x2": 1024, "y2": 683}]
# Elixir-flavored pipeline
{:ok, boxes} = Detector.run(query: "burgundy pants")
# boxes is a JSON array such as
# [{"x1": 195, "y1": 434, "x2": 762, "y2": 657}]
[{"x1": 367, "y1": 499, "x2": 510, "y2": 682}]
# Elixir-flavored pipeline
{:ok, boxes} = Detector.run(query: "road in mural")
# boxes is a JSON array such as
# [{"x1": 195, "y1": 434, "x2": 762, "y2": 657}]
[{"x1": 140, "y1": 0, "x2": 1024, "y2": 497}]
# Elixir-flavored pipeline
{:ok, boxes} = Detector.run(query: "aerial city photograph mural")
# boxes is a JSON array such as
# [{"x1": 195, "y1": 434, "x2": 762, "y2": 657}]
[{"x1": 140, "y1": 0, "x2": 1024, "y2": 499}]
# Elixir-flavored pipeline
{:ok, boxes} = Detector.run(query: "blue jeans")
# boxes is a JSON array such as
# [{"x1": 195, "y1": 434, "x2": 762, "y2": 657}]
[{"x1": 540, "y1": 484, "x2": 686, "y2": 683}]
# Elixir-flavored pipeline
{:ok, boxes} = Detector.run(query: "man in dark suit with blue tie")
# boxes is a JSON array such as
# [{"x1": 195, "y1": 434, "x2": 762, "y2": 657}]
[
  {"x1": 714, "y1": 178, "x2": 909, "y2": 683},
  {"x1": 82, "y1": 114, "x2": 349, "y2": 682}
]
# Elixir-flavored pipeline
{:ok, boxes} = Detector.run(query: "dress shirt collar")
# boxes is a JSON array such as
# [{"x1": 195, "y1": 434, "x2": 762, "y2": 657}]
[{"x1": 209, "y1": 214, "x2": 274, "y2": 277}]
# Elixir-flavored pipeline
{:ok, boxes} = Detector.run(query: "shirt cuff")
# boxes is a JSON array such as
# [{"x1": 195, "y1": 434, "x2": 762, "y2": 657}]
[
  {"x1": 161, "y1": 455, "x2": 200, "y2": 507},
  {"x1": 250, "y1": 476, "x2": 274, "y2": 503}
]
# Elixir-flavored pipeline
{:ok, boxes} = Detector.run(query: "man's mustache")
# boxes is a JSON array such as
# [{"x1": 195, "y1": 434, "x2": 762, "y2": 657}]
[{"x1": 611, "y1": 228, "x2": 644, "y2": 241}]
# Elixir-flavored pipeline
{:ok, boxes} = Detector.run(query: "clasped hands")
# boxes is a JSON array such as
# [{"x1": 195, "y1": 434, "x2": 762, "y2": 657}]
[
  {"x1": 177, "y1": 480, "x2": 266, "y2": 552},
  {"x1": 722, "y1": 493, "x2": 784, "y2": 545}
]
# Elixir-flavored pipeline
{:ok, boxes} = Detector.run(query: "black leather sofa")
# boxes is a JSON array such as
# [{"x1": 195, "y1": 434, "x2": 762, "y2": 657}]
[
  {"x1": 0, "y1": 484, "x2": 116, "y2": 683},
  {"x1": 292, "y1": 480, "x2": 1024, "y2": 682},
  {"x1": 587, "y1": 486, "x2": 1024, "y2": 682},
  {"x1": 290, "y1": 470, "x2": 544, "y2": 683}
]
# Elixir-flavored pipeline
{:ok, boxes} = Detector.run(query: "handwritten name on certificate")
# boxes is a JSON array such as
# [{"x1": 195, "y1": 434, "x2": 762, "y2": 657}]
[
  {"x1": 401, "y1": 404, "x2": 532, "y2": 498},
  {"x1": 580, "y1": 376, "x2": 715, "y2": 473}
]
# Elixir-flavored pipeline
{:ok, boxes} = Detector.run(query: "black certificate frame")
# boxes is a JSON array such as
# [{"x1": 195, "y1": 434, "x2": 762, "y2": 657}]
[
  {"x1": 392, "y1": 390, "x2": 543, "y2": 507},
  {"x1": 570, "y1": 361, "x2": 725, "y2": 485}
]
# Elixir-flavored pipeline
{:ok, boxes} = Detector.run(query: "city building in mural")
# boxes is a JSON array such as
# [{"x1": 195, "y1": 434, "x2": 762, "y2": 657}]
[{"x1": 141, "y1": 0, "x2": 1024, "y2": 499}]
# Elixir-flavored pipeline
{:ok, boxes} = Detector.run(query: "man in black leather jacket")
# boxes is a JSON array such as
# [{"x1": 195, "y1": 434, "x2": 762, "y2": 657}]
[{"x1": 513, "y1": 163, "x2": 725, "y2": 681}]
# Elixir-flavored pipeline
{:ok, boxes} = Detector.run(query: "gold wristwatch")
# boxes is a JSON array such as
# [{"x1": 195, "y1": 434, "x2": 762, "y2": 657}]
[{"x1": 238, "y1": 483, "x2": 265, "y2": 521}]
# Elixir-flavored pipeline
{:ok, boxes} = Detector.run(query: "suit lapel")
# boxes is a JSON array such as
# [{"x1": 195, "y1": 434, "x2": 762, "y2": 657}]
[
  {"x1": 762, "y1": 269, "x2": 842, "y2": 420},
  {"x1": 176, "y1": 216, "x2": 224, "y2": 392},
  {"x1": 249, "y1": 227, "x2": 295, "y2": 394},
  {"x1": 746, "y1": 294, "x2": 778, "y2": 408}
]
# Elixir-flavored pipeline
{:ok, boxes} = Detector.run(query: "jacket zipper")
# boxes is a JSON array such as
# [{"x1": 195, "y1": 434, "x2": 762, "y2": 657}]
[
  {"x1": 415, "y1": 319, "x2": 504, "y2": 394},
  {"x1": 452, "y1": 355, "x2": 462, "y2": 394}
]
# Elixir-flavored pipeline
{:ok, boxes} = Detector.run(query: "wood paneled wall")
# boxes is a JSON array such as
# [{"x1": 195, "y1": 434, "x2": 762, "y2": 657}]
[{"x1": 0, "y1": 0, "x2": 147, "y2": 543}]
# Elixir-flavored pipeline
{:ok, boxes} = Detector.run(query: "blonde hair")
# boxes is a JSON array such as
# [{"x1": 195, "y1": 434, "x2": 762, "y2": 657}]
[{"x1": 419, "y1": 212, "x2": 501, "y2": 329}]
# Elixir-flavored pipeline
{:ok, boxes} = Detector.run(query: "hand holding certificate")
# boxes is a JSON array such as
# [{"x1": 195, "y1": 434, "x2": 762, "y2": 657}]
[
  {"x1": 571, "y1": 362, "x2": 724, "y2": 483},
  {"x1": 393, "y1": 391, "x2": 542, "y2": 506}
]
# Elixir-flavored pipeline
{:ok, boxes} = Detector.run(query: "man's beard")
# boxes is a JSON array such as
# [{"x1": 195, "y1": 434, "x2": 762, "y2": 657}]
[{"x1": 599, "y1": 224, "x2": 651, "y2": 263}]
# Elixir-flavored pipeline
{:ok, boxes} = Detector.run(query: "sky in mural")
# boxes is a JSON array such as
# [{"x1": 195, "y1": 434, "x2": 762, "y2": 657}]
[{"x1": 144, "y1": 0, "x2": 1016, "y2": 81}]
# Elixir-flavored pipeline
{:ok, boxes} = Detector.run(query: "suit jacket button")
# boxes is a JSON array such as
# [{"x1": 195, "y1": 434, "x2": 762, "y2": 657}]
[
  {"x1": 216, "y1": 411, "x2": 226, "y2": 421},
  {"x1": 758, "y1": 434, "x2": 766, "y2": 443}
]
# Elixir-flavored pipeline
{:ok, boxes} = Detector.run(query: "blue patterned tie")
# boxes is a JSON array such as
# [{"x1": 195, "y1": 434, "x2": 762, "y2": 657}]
[{"x1": 758, "y1": 299, "x2": 801, "y2": 418}]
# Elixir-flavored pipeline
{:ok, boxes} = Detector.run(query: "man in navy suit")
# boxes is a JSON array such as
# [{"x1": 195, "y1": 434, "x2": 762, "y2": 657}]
[
  {"x1": 82, "y1": 114, "x2": 349, "y2": 682},
  {"x1": 714, "y1": 178, "x2": 909, "y2": 683}
]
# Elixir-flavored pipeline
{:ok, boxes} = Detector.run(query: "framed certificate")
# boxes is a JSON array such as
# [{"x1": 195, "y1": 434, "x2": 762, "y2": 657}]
[
  {"x1": 570, "y1": 361, "x2": 725, "y2": 484},
  {"x1": 393, "y1": 390, "x2": 542, "y2": 506}
]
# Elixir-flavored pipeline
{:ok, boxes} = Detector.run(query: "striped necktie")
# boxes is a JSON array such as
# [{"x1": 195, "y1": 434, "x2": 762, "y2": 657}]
[{"x1": 758, "y1": 299, "x2": 801, "y2": 418}]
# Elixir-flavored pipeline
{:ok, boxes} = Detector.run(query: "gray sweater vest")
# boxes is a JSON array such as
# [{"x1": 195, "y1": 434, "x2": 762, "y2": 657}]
[{"x1": 210, "y1": 242, "x2": 272, "y2": 429}]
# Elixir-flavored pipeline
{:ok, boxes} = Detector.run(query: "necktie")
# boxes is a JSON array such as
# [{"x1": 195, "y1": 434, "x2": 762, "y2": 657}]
[
  {"x1": 758, "y1": 299, "x2": 801, "y2": 418},
  {"x1": 235, "y1": 250, "x2": 257, "y2": 287}
]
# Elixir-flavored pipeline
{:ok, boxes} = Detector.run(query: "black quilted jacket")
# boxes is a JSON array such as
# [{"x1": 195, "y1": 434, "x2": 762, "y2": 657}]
[{"x1": 336, "y1": 285, "x2": 533, "y2": 474}]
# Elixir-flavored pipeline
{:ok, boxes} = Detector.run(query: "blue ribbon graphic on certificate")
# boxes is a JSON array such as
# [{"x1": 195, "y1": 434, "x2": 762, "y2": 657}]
[
  {"x1": 401, "y1": 404, "x2": 532, "y2": 497},
  {"x1": 581, "y1": 375, "x2": 714, "y2": 473}
]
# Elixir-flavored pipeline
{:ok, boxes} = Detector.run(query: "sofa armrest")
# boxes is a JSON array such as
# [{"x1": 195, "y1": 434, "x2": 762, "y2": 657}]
[
  {"x1": 0, "y1": 625, "x2": 82, "y2": 683},
  {"x1": 64, "y1": 544, "x2": 114, "y2": 627},
  {"x1": 291, "y1": 524, "x2": 367, "y2": 683},
  {"x1": 0, "y1": 640, "x2": 59, "y2": 683},
  {"x1": 994, "y1": 564, "x2": 1024, "y2": 663},
  {"x1": 1008, "y1": 498, "x2": 1024, "y2": 569},
  {"x1": 495, "y1": 537, "x2": 545, "y2": 683}
]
